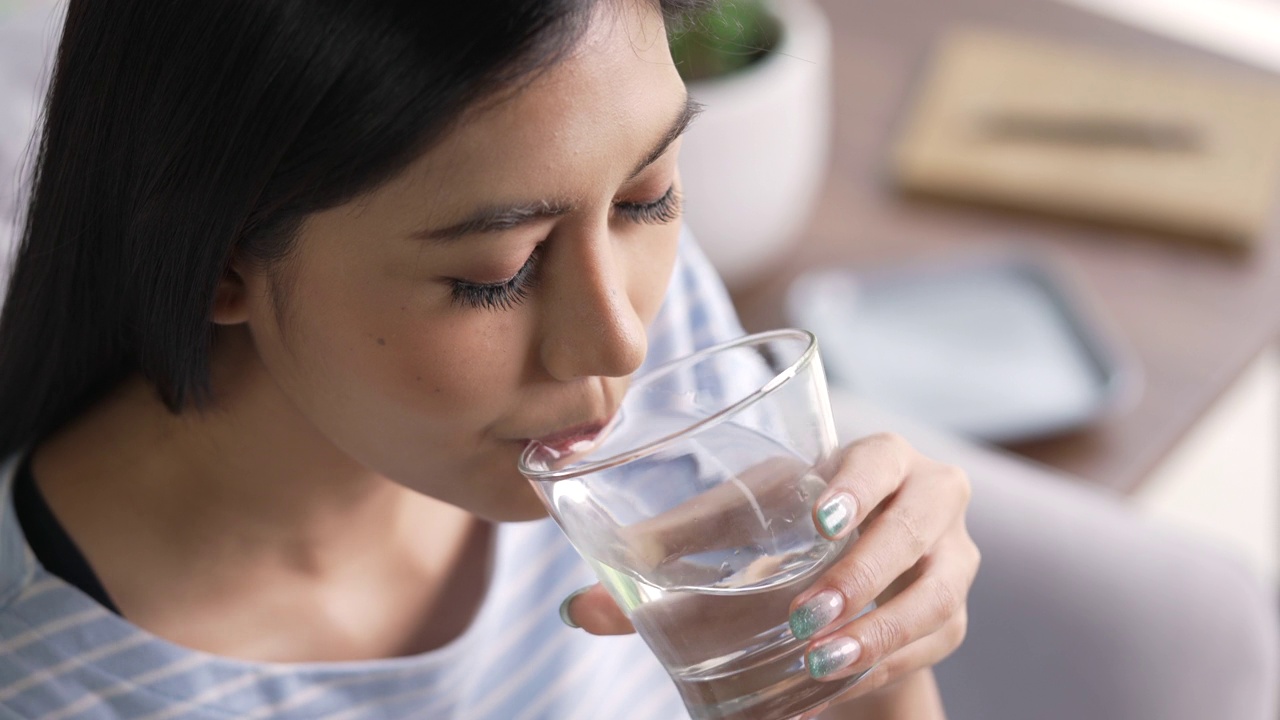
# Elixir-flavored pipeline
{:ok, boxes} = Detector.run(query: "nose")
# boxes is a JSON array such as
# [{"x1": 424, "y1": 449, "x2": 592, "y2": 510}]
[{"x1": 538, "y1": 228, "x2": 647, "y2": 382}]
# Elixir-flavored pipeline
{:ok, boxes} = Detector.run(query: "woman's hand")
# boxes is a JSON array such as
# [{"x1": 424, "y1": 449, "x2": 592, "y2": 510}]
[
  {"x1": 561, "y1": 433, "x2": 979, "y2": 715},
  {"x1": 785, "y1": 433, "x2": 977, "y2": 708}
]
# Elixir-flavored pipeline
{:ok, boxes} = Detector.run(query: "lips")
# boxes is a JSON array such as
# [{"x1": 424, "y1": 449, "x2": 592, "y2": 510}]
[
  {"x1": 529, "y1": 420, "x2": 607, "y2": 459},
  {"x1": 509, "y1": 379, "x2": 629, "y2": 462}
]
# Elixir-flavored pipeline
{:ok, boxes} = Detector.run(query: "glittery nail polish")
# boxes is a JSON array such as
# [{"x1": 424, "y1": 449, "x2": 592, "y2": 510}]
[
  {"x1": 806, "y1": 637, "x2": 862, "y2": 679},
  {"x1": 789, "y1": 590, "x2": 844, "y2": 641},
  {"x1": 816, "y1": 493, "x2": 856, "y2": 538}
]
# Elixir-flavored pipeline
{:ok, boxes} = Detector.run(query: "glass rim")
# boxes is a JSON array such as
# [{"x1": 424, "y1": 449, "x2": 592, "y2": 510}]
[{"x1": 518, "y1": 328, "x2": 819, "y2": 481}]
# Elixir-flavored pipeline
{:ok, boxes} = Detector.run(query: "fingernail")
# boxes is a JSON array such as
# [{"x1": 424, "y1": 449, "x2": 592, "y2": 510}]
[
  {"x1": 789, "y1": 589, "x2": 844, "y2": 640},
  {"x1": 559, "y1": 587, "x2": 589, "y2": 629},
  {"x1": 816, "y1": 493, "x2": 856, "y2": 539},
  {"x1": 806, "y1": 637, "x2": 862, "y2": 679}
]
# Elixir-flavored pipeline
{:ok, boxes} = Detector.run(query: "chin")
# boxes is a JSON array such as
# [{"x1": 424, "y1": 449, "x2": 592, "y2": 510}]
[
  {"x1": 488, "y1": 502, "x2": 552, "y2": 523},
  {"x1": 481, "y1": 488, "x2": 552, "y2": 523},
  {"x1": 478, "y1": 464, "x2": 554, "y2": 523}
]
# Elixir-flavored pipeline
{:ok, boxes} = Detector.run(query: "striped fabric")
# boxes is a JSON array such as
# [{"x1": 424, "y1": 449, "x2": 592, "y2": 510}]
[{"x1": 0, "y1": 232, "x2": 746, "y2": 720}]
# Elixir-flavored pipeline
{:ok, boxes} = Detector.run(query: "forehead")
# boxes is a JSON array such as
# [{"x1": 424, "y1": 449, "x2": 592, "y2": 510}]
[{"x1": 360, "y1": 1, "x2": 683, "y2": 220}]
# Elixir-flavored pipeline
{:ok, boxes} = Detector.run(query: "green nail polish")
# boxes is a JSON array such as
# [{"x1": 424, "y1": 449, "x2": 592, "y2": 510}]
[
  {"x1": 817, "y1": 494, "x2": 855, "y2": 538},
  {"x1": 559, "y1": 588, "x2": 589, "y2": 629},
  {"x1": 789, "y1": 590, "x2": 844, "y2": 640},
  {"x1": 806, "y1": 637, "x2": 861, "y2": 679}
]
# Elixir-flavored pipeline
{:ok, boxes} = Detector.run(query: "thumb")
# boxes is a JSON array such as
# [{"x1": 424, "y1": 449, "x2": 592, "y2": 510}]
[{"x1": 559, "y1": 584, "x2": 635, "y2": 635}]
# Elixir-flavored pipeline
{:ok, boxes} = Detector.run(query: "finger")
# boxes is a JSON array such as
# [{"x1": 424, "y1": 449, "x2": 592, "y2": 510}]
[
  {"x1": 789, "y1": 464, "x2": 971, "y2": 640},
  {"x1": 793, "y1": 701, "x2": 831, "y2": 720},
  {"x1": 802, "y1": 536, "x2": 978, "y2": 682},
  {"x1": 560, "y1": 585, "x2": 635, "y2": 635},
  {"x1": 812, "y1": 609, "x2": 968, "y2": 701},
  {"x1": 812, "y1": 433, "x2": 918, "y2": 540}
]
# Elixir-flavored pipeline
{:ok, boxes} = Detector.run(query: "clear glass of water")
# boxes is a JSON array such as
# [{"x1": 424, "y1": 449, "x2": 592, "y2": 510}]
[{"x1": 519, "y1": 329, "x2": 871, "y2": 720}]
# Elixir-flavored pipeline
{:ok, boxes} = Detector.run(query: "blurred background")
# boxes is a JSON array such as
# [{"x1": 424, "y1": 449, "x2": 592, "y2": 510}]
[
  {"x1": 1, "y1": 0, "x2": 1277, "y2": 622},
  {"x1": 667, "y1": 0, "x2": 1280, "y2": 601}
]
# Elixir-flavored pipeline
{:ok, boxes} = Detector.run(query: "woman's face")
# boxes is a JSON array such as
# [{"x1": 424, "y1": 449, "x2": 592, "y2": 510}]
[{"x1": 233, "y1": 3, "x2": 690, "y2": 520}]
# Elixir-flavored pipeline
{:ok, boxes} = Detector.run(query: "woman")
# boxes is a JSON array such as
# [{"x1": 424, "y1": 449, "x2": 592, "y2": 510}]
[{"x1": 0, "y1": 1, "x2": 977, "y2": 718}]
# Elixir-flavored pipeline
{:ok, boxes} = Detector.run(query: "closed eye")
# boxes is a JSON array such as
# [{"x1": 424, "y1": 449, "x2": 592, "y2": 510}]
[
  {"x1": 614, "y1": 185, "x2": 681, "y2": 225},
  {"x1": 449, "y1": 245, "x2": 542, "y2": 311}
]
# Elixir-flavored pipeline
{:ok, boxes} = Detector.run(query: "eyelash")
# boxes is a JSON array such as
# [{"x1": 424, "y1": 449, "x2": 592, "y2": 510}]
[
  {"x1": 614, "y1": 185, "x2": 681, "y2": 225},
  {"x1": 449, "y1": 185, "x2": 680, "y2": 311},
  {"x1": 450, "y1": 245, "x2": 542, "y2": 311}
]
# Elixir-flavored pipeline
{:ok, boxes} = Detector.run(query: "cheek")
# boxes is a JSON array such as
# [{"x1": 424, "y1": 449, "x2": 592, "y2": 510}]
[
  {"x1": 388, "y1": 309, "x2": 531, "y2": 420},
  {"x1": 250, "y1": 263, "x2": 533, "y2": 460},
  {"x1": 627, "y1": 223, "x2": 682, "y2": 326}
]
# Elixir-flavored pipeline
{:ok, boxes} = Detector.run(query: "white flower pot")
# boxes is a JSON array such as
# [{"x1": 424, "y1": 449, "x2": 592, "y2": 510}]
[{"x1": 678, "y1": 0, "x2": 833, "y2": 288}]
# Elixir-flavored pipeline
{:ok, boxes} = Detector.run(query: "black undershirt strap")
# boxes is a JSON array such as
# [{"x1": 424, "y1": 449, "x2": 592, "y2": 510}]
[{"x1": 12, "y1": 456, "x2": 122, "y2": 615}]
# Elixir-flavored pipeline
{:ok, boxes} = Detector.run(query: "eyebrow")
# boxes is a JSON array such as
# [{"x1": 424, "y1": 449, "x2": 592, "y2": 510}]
[
  {"x1": 418, "y1": 94, "x2": 703, "y2": 243},
  {"x1": 627, "y1": 93, "x2": 703, "y2": 181},
  {"x1": 417, "y1": 199, "x2": 574, "y2": 242}
]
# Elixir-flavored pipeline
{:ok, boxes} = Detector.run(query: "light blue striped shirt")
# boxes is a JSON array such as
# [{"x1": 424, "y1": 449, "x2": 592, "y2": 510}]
[{"x1": 0, "y1": 233, "x2": 745, "y2": 720}]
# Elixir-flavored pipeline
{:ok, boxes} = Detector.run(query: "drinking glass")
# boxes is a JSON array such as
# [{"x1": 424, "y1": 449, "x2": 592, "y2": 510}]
[{"x1": 519, "y1": 329, "x2": 871, "y2": 720}]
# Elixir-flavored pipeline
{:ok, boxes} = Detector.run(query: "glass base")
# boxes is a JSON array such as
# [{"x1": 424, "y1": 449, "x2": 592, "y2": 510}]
[{"x1": 673, "y1": 635, "x2": 873, "y2": 720}]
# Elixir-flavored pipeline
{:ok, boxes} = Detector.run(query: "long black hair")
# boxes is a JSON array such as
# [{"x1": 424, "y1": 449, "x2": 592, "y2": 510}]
[{"x1": 0, "y1": 0, "x2": 705, "y2": 458}]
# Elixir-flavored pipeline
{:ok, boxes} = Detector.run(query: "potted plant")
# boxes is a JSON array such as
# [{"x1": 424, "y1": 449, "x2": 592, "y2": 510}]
[{"x1": 669, "y1": 0, "x2": 833, "y2": 288}]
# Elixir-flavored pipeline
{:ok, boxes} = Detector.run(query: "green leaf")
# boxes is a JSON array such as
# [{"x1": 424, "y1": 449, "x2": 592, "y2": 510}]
[{"x1": 668, "y1": 0, "x2": 782, "y2": 82}]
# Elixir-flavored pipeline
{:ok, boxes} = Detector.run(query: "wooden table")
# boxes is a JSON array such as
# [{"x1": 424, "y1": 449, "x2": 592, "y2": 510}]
[{"x1": 730, "y1": 0, "x2": 1280, "y2": 494}]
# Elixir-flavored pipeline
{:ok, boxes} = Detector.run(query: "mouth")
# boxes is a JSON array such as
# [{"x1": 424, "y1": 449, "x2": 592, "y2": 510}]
[{"x1": 524, "y1": 414, "x2": 617, "y2": 460}]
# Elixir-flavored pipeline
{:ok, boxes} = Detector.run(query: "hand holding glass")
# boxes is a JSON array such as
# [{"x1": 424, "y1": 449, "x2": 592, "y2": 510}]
[{"x1": 520, "y1": 330, "x2": 871, "y2": 720}]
